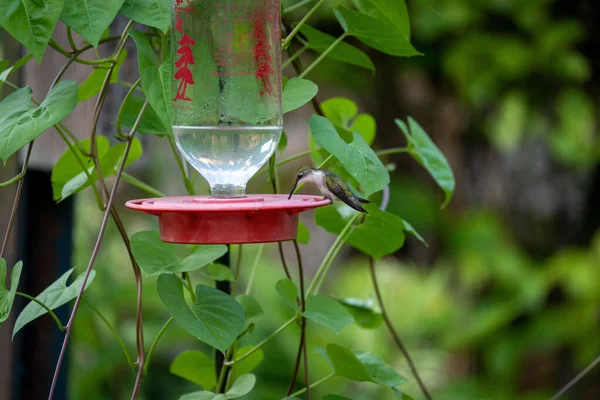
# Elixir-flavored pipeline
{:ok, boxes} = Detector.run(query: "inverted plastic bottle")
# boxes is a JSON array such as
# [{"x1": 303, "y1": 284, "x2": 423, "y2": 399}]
[{"x1": 171, "y1": 0, "x2": 282, "y2": 198}]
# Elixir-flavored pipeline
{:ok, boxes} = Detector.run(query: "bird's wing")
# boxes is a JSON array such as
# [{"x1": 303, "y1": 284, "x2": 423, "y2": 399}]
[{"x1": 325, "y1": 174, "x2": 366, "y2": 213}]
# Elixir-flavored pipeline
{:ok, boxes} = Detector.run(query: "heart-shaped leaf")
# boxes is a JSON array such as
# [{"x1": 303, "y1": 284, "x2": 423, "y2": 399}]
[
  {"x1": 325, "y1": 344, "x2": 407, "y2": 386},
  {"x1": 201, "y1": 264, "x2": 235, "y2": 282},
  {"x1": 0, "y1": 258, "x2": 23, "y2": 323},
  {"x1": 119, "y1": 95, "x2": 169, "y2": 136},
  {"x1": 129, "y1": 30, "x2": 172, "y2": 132},
  {"x1": 236, "y1": 295, "x2": 264, "y2": 329},
  {"x1": 338, "y1": 297, "x2": 383, "y2": 329},
  {"x1": 61, "y1": 0, "x2": 124, "y2": 47},
  {"x1": 282, "y1": 78, "x2": 318, "y2": 114},
  {"x1": 157, "y1": 275, "x2": 245, "y2": 352},
  {"x1": 236, "y1": 347, "x2": 264, "y2": 377},
  {"x1": 180, "y1": 393, "x2": 225, "y2": 400},
  {"x1": 297, "y1": 221, "x2": 310, "y2": 244},
  {"x1": 303, "y1": 295, "x2": 354, "y2": 333},
  {"x1": 395, "y1": 117, "x2": 455, "y2": 208},
  {"x1": 178, "y1": 374, "x2": 256, "y2": 400},
  {"x1": 322, "y1": 97, "x2": 376, "y2": 145},
  {"x1": 13, "y1": 268, "x2": 96, "y2": 338},
  {"x1": 0, "y1": 0, "x2": 64, "y2": 62},
  {"x1": 315, "y1": 204, "x2": 406, "y2": 259},
  {"x1": 299, "y1": 25, "x2": 375, "y2": 71},
  {"x1": 0, "y1": 54, "x2": 34, "y2": 84},
  {"x1": 275, "y1": 279, "x2": 298, "y2": 310},
  {"x1": 0, "y1": 81, "x2": 78, "y2": 165},
  {"x1": 131, "y1": 231, "x2": 228, "y2": 276},
  {"x1": 392, "y1": 388, "x2": 416, "y2": 400},
  {"x1": 354, "y1": 0, "x2": 410, "y2": 40},
  {"x1": 170, "y1": 350, "x2": 216, "y2": 390},
  {"x1": 51, "y1": 136, "x2": 143, "y2": 201},
  {"x1": 311, "y1": 115, "x2": 389, "y2": 197},
  {"x1": 120, "y1": 0, "x2": 169, "y2": 32},
  {"x1": 334, "y1": 6, "x2": 420, "y2": 57}
]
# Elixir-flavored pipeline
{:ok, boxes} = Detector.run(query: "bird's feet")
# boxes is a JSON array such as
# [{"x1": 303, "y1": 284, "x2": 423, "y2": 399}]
[{"x1": 324, "y1": 196, "x2": 333, "y2": 204}]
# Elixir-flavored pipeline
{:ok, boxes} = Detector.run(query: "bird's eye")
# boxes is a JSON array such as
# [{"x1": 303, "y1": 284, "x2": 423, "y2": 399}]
[{"x1": 297, "y1": 173, "x2": 303, "y2": 179}]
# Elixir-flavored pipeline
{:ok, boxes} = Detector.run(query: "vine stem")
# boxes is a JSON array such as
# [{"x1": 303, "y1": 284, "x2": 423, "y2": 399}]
[
  {"x1": 288, "y1": 372, "x2": 334, "y2": 398},
  {"x1": 245, "y1": 244, "x2": 265, "y2": 295},
  {"x1": 15, "y1": 292, "x2": 65, "y2": 331},
  {"x1": 299, "y1": 33, "x2": 348, "y2": 78},
  {"x1": 550, "y1": 354, "x2": 600, "y2": 400},
  {"x1": 369, "y1": 257, "x2": 433, "y2": 400},
  {"x1": 306, "y1": 212, "x2": 360, "y2": 296},
  {"x1": 283, "y1": 0, "x2": 315, "y2": 14},
  {"x1": 282, "y1": 0, "x2": 326, "y2": 48},
  {"x1": 143, "y1": 317, "x2": 174, "y2": 375},
  {"x1": 122, "y1": 172, "x2": 166, "y2": 197},
  {"x1": 223, "y1": 317, "x2": 298, "y2": 366},
  {"x1": 83, "y1": 298, "x2": 134, "y2": 366},
  {"x1": 168, "y1": 135, "x2": 195, "y2": 195},
  {"x1": 48, "y1": 134, "x2": 136, "y2": 400},
  {"x1": 0, "y1": 142, "x2": 33, "y2": 259}
]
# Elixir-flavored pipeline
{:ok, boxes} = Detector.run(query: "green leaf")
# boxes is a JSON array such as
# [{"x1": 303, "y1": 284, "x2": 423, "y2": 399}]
[
  {"x1": 120, "y1": 0, "x2": 169, "y2": 32},
  {"x1": 129, "y1": 30, "x2": 172, "y2": 132},
  {"x1": 61, "y1": 0, "x2": 124, "y2": 47},
  {"x1": 120, "y1": 95, "x2": 169, "y2": 136},
  {"x1": 300, "y1": 25, "x2": 375, "y2": 71},
  {"x1": 51, "y1": 137, "x2": 143, "y2": 201},
  {"x1": 0, "y1": 0, "x2": 64, "y2": 62},
  {"x1": 326, "y1": 344, "x2": 407, "y2": 386},
  {"x1": 392, "y1": 388, "x2": 416, "y2": 400},
  {"x1": 282, "y1": 78, "x2": 318, "y2": 114},
  {"x1": 157, "y1": 275, "x2": 245, "y2": 352},
  {"x1": 13, "y1": 268, "x2": 96, "y2": 338},
  {"x1": 201, "y1": 264, "x2": 235, "y2": 282},
  {"x1": 236, "y1": 295, "x2": 264, "y2": 328},
  {"x1": 323, "y1": 396, "x2": 352, "y2": 400},
  {"x1": 334, "y1": 6, "x2": 420, "y2": 57},
  {"x1": 401, "y1": 219, "x2": 428, "y2": 247},
  {"x1": 338, "y1": 298, "x2": 383, "y2": 329},
  {"x1": 131, "y1": 231, "x2": 227, "y2": 277},
  {"x1": 77, "y1": 50, "x2": 127, "y2": 102},
  {"x1": 321, "y1": 97, "x2": 376, "y2": 145},
  {"x1": 297, "y1": 221, "x2": 310, "y2": 244},
  {"x1": 236, "y1": 346, "x2": 264, "y2": 377},
  {"x1": 354, "y1": 0, "x2": 410, "y2": 40},
  {"x1": 311, "y1": 115, "x2": 389, "y2": 197},
  {"x1": 275, "y1": 279, "x2": 298, "y2": 310},
  {"x1": 180, "y1": 392, "x2": 226, "y2": 400},
  {"x1": 278, "y1": 131, "x2": 288, "y2": 153},
  {"x1": 170, "y1": 350, "x2": 216, "y2": 390},
  {"x1": 0, "y1": 81, "x2": 78, "y2": 165},
  {"x1": 395, "y1": 118, "x2": 455, "y2": 208},
  {"x1": 225, "y1": 374, "x2": 256, "y2": 398},
  {"x1": 0, "y1": 259, "x2": 23, "y2": 323},
  {"x1": 315, "y1": 204, "x2": 405, "y2": 259},
  {"x1": 303, "y1": 295, "x2": 354, "y2": 333},
  {"x1": 0, "y1": 54, "x2": 34, "y2": 84}
]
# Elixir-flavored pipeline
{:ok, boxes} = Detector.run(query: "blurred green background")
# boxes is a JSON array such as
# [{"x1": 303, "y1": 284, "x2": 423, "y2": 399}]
[{"x1": 2, "y1": 0, "x2": 600, "y2": 399}]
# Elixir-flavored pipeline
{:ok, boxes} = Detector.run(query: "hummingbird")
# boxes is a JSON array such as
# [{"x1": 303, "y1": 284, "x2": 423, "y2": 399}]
[{"x1": 288, "y1": 166, "x2": 370, "y2": 213}]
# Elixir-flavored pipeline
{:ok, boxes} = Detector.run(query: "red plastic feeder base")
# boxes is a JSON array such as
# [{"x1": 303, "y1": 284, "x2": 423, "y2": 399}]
[{"x1": 125, "y1": 194, "x2": 330, "y2": 244}]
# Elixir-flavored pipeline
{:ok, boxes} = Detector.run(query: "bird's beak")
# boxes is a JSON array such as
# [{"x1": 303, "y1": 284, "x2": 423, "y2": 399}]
[{"x1": 288, "y1": 181, "x2": 298, "y2": 199}]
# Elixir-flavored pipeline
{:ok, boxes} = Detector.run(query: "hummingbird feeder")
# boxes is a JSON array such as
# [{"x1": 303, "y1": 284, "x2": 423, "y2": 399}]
[{"x1": 126, "y1": 0, "x2": 329, "y2": 244}]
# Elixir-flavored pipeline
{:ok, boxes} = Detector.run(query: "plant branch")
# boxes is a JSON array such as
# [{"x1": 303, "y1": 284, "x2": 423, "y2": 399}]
[
  {"x1": 143, "y1": 317, "x2": 174, "y2": 375},
  {"x1": 550, "y1": 354, "x2": 600, "y2": 400},
  {"x1": 306, "y1": 212, "x2": 360, "y2": 296},
  {"x1": 299, "y1": 33, "x2": 348, "y2": 78},
  {"x1": 15, "y1": 292, "x2": 65, "y2": 331},
  {"x1": 245, "y1": 244, "x2": 265, "y2": 295},
  {"x1": 224, "y1": 317, "x2": 298, "y2": 366},
  {"x1": 48, "y1": 134, "x2": 136, "y2": 400},
  {"x1": 83, "y1": 298, "x2": 134, "y2": 366},
  {"x1": 369, "y1": 257, "x2": 433, "y2": 400},
  {"x1": 116, "y1": 79, "x2": 142, "y2": 139},
  {"x1": 283, "y1": 0, "x2": 315, "y2": 14},
  {"x1": 0, "y1": 142, "x2": 33, "y2": 258},
  {"x1": 168, "y1": 135, "x2": 195, "y2": 195},
  {"x1": 122, "y1": 172, "x2": 166, "y2": 197},
  {"x1": 288, "y1": 372, "x2": 334, "y2": 398},
  {"x1": 282, "y1": 0, "x2": 326, "y2": 48}
]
